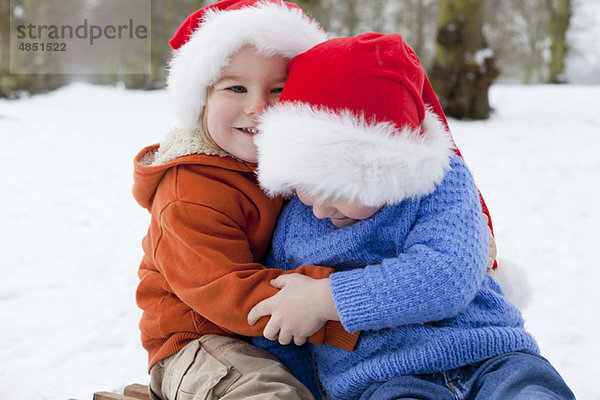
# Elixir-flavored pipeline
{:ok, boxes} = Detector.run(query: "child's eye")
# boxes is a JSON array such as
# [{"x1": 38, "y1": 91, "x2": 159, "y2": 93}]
[
  {"x1": 227, "y1": 86, "x2": 247, "y2": 93},
  {"x1": 271, "y1": 87, "x2": 284, "y2": 94}
]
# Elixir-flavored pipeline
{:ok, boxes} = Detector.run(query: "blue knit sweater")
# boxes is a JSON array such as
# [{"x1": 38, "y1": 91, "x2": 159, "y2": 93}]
[{"x1": 253, "y1": 155, "x2": 539, "y2": 400}]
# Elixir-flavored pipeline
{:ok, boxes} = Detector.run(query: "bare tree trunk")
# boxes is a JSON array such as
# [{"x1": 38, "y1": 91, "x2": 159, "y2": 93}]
[
  {"x1": 413, "y1": 0, "x2": 427, "y2": 57},
  {"x1": 1, "y1": 0, "x2": 68, "y2": 97},
  {"x1": 429, "y1": 0, "x2": 499, "y2": 119},
  {"x1": 523, "y1": 34, "x2": 539, "y2": 85},
  {"x1": 342, "y1": 0, "x2": 359, "y2": 36},
  {"x1": 0, "y1": 0, "x2": 10, "y2": 97},
  {"x1": 144, "y1": 0, "x2": 178, "y2": 89},
  {"x1": 546, "y1": 0, "x2": 571, "y2": 83},
  {"x1": 390, "y1": 0, "x2": 438, "y2": 68}
]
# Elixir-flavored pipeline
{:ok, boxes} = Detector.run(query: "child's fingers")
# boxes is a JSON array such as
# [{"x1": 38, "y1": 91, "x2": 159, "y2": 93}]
[
  {"x1": 269, "y1": 274, "x2": 290, "y2": 289},
  {"x1": 247, "y1": 298, "x2": 272, "y2": 325},
  {"x1": 278, "y1": 328, "x2": 293, "y2": 345},
  {"x1": 294, "y1": 335, "x2": 308, "y2": 346},
  {"x1": 263, "y1": 316, "x2": 280, "y2": 341}
]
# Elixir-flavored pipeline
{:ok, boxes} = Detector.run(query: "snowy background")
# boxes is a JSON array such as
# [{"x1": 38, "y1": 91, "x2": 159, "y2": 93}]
[
  {"x1": 1, "y1": 82, "x2": 599, "y2": 400},
  {"x1": 2, "y1": 1, "x2": 600, "y2": 398}
]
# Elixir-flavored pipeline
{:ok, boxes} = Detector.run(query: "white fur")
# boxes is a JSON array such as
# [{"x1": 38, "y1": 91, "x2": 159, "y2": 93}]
[
  {"x1": 167, "y1": 1, "x2": 327, "y2": 129},
  {"x1": 148, "y1": 128, "x2": 234, "y2": 166},
  {"x1": 490, "y1": 258, "x2": 532, "y2": 310},
  {"x1": 255, "y1": 103, "x2": 456, "y2": 207}
]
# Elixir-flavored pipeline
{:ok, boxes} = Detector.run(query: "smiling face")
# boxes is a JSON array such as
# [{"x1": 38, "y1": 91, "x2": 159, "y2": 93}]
[
  {"x1": 205, "y1": 45, "x2": 288, "y2": 163},
  {"x1": 296, "y1": 191, "x2": 383, "y2": 228}
]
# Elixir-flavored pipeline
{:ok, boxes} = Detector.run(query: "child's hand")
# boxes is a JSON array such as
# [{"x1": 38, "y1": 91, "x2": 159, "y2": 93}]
[{"x1": 247, "y1": 274, "x2": 338, "y2": 346}]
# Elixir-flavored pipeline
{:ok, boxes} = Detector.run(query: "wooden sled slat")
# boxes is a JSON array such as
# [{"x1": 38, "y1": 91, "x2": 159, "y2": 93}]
[
  {"x1": 124, "y1": 384, "x2": 151, "y2": 399},
  {"x1": 93, "y1": 392, "x2": 140, "y2": 400},
  {"x1": 91, "y1": 384, "x2": 150, "y2": 400}
]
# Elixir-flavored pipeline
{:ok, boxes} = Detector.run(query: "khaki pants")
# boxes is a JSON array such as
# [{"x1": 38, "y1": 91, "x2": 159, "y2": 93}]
[{"x1": 149, "y1": 334, "x2": 315, "y2": 400}]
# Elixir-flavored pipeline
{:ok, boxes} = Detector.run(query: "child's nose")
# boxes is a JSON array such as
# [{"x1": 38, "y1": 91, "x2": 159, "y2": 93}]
[{"x1": 244, "y1": 92, "x2": 270, "y2": 115}]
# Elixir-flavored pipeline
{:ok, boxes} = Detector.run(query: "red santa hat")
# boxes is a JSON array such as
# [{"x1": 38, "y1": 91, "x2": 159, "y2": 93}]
[
  {"x1": 167, "y1": 0, "x2": 327, "y2": 129},
  {"x1": 255, "y1": 33, "x2": 456, "y2": 207}
]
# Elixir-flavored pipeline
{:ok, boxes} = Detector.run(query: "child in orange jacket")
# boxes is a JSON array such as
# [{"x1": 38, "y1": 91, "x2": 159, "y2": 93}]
[{"x1": 132, "y1": 1, "x2": 357, "y2": 399}]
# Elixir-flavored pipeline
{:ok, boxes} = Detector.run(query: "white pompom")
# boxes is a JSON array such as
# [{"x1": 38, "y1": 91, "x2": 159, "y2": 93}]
[{"x1": 490, "y1": 258, "x2": 532, "y2": 310}]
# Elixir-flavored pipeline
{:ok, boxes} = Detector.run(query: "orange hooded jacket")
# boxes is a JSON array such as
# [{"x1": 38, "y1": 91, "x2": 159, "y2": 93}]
[{"x1": 133, "y1": 131, "x2": 359, "y2": 370}]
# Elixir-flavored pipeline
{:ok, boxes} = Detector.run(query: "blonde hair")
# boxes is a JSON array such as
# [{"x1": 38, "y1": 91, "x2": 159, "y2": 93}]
[{"x1": 199, "y1": 87, "x2": 226, "y2": 154}]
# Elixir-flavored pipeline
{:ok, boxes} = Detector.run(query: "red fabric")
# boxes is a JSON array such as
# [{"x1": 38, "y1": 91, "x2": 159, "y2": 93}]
[
  {"x1": 282, "y1": 33, "x2": 425, "y2": 131},
  {"x1": 169, "y1": 0, "x2": 305, "y2": 50}
]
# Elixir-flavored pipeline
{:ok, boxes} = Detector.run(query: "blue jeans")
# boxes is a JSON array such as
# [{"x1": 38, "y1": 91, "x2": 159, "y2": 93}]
[{"x1": 359, "y1": 351, "x2": 575, "y2": 400}]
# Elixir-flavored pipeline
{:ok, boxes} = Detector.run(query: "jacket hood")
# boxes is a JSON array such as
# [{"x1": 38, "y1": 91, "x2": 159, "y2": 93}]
[{"x1": 133, "y1": 127, "x2": 255, "y2": 210}]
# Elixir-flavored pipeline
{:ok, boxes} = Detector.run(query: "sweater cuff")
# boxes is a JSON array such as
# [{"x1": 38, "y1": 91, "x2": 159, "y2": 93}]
[
  {"x1": 307, "y1": 325, "x2": 325, "y2": 346},
  {"x1": 323, "y1": 320, "x2": 360, "y2": 351},
  {"x1": 330, "y1": 268, "x2": 378, "y2": 332},
  {"x1": 307, "y1": 321, "x2": 360, "y2": 351}
]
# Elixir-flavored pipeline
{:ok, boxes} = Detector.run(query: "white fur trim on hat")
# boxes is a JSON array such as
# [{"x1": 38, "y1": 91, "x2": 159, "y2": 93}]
[
  {"x1": 255, "y1": 103, "x2": 456, "y2": 207},
  {"x1": 167, "y1": 1, "x2": 327, "y2": 129}
]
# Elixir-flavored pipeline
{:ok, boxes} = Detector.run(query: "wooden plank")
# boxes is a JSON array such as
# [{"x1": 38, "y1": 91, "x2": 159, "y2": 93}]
[
  {"x1": 92, "y1": 391, "x2": 141, "y2": 400},
  {"x1": 124, "y1": 384, "x2": 151, "y2": 400}
]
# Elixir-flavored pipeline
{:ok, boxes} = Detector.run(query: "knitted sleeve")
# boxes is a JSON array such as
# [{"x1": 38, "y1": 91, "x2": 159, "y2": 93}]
[{"x1": 329, "y1": 156, "x2": 489, "y2": 332}]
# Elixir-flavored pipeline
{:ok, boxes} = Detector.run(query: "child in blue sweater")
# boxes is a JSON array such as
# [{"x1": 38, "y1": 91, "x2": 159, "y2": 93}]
[{"x1": 247, "y1": 33, "x2": 575, "y2": 400}]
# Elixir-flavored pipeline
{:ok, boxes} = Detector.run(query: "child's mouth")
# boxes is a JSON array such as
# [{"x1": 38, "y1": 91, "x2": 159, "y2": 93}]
[
  {"x1": 237, "y1": 127, "x2": 258, "y2": 136},
  {"x1": 330, "y1": 216, "x2": 358, "y2": 228}
]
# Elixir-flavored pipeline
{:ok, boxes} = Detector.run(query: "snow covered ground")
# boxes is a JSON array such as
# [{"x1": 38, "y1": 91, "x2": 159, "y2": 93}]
[{"x1": 0, "y1": 83, "x2": 598, "y2": 400}]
